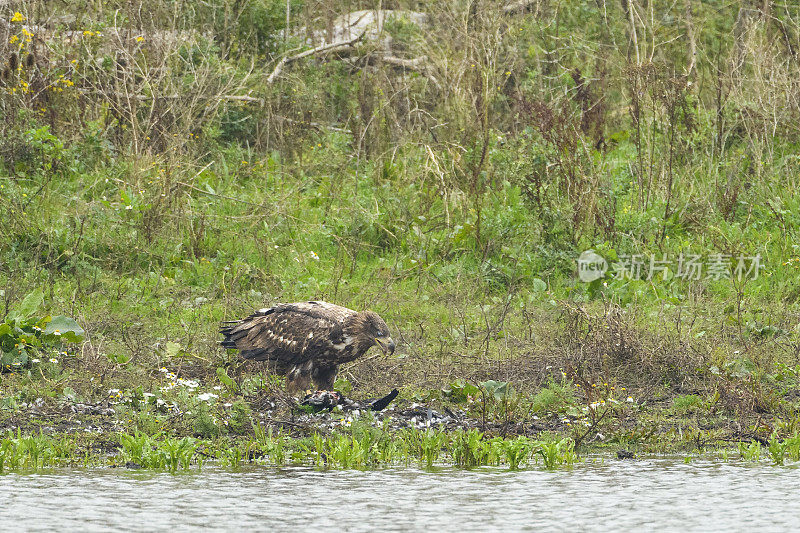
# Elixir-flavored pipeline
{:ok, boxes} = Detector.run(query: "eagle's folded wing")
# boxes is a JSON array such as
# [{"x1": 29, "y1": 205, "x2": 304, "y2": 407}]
[{"x1": 220, "y1": 302, "x2": 352, "y2": 366}]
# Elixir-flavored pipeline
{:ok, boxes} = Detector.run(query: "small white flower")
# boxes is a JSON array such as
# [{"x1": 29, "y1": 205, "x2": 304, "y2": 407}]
[
  {"x1": 31, "y1": 358, "x2": 41, "y2": 363},
  {"x1": 125, "y1": 205, "x2": 133, "y2": 210},
  {"x1": 213, "y1": 386, "x2": 222, "y2": 390},
  {"x1": 197, "y1": 392, "x2": 218, "y2": 402},
  {"x1": 626, "y1": 396, "x2": 635, "y2": 403},
  {"x1": 49, "y1": 358, "x2": 58, "y2": 363}
]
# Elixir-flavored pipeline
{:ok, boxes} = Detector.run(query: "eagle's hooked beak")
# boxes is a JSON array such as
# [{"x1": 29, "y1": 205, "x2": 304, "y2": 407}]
[{"x1": 375, "y1": 337, "x2": 396, "y2": 355}]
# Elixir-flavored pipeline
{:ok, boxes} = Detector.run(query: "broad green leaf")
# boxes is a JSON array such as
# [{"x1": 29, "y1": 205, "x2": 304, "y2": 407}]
[
  {"x1": 532, "y1": 278, "x2": 547, "y2": 292},
  {"x1": 7, "y1": 288, "x2": 44, "y2": 322},
  {"x1": 481, "y1": 380, "x2": 511, "y2": 400},
  {"x1": 442, "y1": 380, "x2": 479, "y2": 403},
  {"x1": 164, "y1": 341, "x2": 182, "y2": 358},
  {"x1": 108, "y1": 352, "x2": 131, "y2": 364},
  {"x1": 43, "y1": 315, "x2": 84, "y2": 342}
]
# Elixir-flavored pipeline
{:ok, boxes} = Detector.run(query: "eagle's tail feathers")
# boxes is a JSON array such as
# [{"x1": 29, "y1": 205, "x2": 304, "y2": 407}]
[
  {"x1": 220, "y1": 323, "x2": 250, "y2": 349},
  {"x1": 240, "y1": 348, "x2": 271, "y2": 361}
]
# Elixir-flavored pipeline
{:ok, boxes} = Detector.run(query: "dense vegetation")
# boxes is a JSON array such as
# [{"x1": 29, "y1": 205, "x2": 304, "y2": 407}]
[{"x1": 1, "y1": 0, "x2": 800, "y2": 466}]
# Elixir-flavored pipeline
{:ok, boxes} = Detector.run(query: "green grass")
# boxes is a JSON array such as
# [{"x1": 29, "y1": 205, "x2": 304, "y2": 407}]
[{"x1": 0, "y1": 425, "x2": 580, "y2": 472}]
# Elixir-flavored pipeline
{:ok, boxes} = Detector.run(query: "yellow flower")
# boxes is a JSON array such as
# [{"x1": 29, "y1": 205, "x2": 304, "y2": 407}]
[
  {"x1": 9, "y1": 35, "x2": 18, "y2": 44},
  {"x1": 136, "y1": 36, "x2": 144, "y2": 42},
  {"x1": 83, "y1": 30, "x2": 95, "y2": 37},
  {"x1": 21, "y1": 28, "x2": 33, "y2": 37},
  {"x1": 11, "y1": 12, "x2": 25, "y2": 22}
]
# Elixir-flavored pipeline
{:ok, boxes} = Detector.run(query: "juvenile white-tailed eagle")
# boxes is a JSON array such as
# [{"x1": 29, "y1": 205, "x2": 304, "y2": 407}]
[{"x1": 220, "y1": 301, "x2": 395, "y2": 391}]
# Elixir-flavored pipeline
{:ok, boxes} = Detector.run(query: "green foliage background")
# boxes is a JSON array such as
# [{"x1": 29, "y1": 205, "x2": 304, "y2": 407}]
[{"x1": 0, "y1": 0, "x2": 799, "y2": 398}]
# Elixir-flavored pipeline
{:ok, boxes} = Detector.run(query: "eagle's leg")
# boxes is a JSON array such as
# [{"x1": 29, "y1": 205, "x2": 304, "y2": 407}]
[
  {"x1": 285, "y1": 366, "x2": 311, "y2": 393},
  {"x1": 312, "y1": 364, "x2": 338, "y2": 391}
]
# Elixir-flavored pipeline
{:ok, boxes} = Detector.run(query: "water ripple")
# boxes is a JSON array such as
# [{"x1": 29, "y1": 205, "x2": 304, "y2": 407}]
[{"x1": 2, "y1": 459, "x2": 798, "y2": 532}]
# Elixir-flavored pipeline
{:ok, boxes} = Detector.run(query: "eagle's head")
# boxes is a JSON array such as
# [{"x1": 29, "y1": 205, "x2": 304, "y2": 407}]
[{"x1": 349, "y1": 310, "x2": 395, "y2": 355}]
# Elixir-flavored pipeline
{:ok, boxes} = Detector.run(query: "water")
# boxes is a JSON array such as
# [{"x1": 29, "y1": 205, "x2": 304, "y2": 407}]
[{"x1": 2, "y1": 458, "x2": 798, "y2": 532}]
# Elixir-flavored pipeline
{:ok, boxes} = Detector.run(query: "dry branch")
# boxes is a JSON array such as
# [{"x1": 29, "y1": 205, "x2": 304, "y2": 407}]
[
  {"x1": 266, "y1": 33, "x2": 364, "y2": 84},
  {"x1": 502, "y1": 0, "x2": 539, "y2": 15},
  {"x1": 361, "y1": 54, "x2": 440, "y2": 88}
]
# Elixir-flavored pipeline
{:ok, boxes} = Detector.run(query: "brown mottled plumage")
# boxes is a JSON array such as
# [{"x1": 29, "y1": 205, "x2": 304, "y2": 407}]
[{"x1": 220, "y1": 301, "x2": 394, "y2": 392}]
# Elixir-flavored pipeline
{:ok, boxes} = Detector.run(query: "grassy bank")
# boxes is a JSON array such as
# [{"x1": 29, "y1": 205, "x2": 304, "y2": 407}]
[
  {"x1": 2, "y1": 1, "x2": 800, "y2": 467},
  {"x1": 0, "y1": 425, "x2": 582, "y2": 472},
  {"x1": 3, "y1": 412, "x2": 800, "y2": 472}
]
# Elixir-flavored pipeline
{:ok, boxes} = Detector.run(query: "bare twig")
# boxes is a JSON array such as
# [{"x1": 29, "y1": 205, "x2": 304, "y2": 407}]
[
  {"x1": 266, "y1": 33, "x2": 364, "y2": 84},
  {"x1": 176, "y1": 181, "x2": 267, "y2": 209},
  {"x1": 502, "y1": 0, "x2": 539, "y2": 15}
]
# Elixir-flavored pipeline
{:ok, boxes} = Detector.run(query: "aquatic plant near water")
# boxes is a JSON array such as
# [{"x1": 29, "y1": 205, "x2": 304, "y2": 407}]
[
  {"x1": 418, "y1": 429, "x2": 447, "y2": 468},
  {"x1": 765, "y1": 433, "x2": 800, "y2": 466},
  {"x1": 0, "y1": 425, "x2": 591, "y2": 472},
  {"x1": 119, "y1": 431, "x2": 197, "y2": 472},
  {"x1": 738, "y1": 440, "x2": 762, "y2": 462},
  {"x1": 536, "y1": 438, "x2": 577, "y2": 469},
  {"x1": 501, "y1": 437, "x2": 533, "y2": 470},
  {"x1": 0, "y1": 430, "x2": 78, "y2": 470}
]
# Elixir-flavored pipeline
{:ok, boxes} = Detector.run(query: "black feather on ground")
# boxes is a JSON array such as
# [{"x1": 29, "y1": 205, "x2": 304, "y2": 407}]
[{"x1": 370, "y1": 389, "x2": 399, "y2": 411}]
